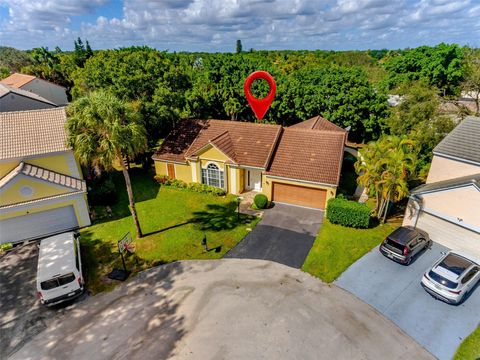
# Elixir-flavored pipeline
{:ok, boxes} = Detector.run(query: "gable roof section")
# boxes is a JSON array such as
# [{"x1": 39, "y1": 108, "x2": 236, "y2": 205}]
[
  {"x1": 411, "y1": 173, "x2": 480, "y2": 195},
  {"x1": 266, "y1": 128, "x2": 346, "y2": 185},
  {"x1": 433, "y1": 116, "x2": 480, "y2": 165},
  {"x1": 0, "y1": 73, "x2": 36, "y2": 88},
  {"x1": 0, "y1": 162, "x2": 86, "y2": 192},
  {"x1": 208, "y1": 131, "x2": 237, "y2": 162},
  {"x1": 0, "y1": 83, "x2": 57, "y2": 107},
  {"x1": 290, "y1": 116, "x2": 346, "y2": 133},
  {"x1": 154, "y1": 120, "x2": 282, "y2": 168},
  {"x1": 0, "y1": 107, "x2": 70, "y2": 160}
]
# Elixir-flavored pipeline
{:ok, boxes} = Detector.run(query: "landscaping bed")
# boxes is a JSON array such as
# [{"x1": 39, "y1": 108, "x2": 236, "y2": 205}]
[{"x1": 81, "y1": 169, "x2": 258, "y2": 294}]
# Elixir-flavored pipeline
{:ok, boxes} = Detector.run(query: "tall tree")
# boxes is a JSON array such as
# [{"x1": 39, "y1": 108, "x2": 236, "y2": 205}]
[
  {"x1": 67, "y1": 91, "x2": 147, "y2": 238},
  {"x1": 462, "y1": 48, "x2": 480, "y2": 115},
  {"x1": 236, "y1": 39, "x2": 242, "y2": 54}
]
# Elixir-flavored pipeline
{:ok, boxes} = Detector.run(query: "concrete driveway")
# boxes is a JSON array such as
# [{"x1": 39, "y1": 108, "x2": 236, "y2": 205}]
[
  {"x1": 225, "y1": 203, "x2": 323, "y2": 268},
  {"x1": 335, "y1": 242, "x2": 480, "y2": 360},
  {"x1": 11, "y1": 259, "x2": 432, "y2": 360}
]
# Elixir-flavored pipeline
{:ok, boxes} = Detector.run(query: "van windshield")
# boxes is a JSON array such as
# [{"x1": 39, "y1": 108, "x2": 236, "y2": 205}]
[{"x1": 40, "y1": 273, "x2": 76, "y2": 290}]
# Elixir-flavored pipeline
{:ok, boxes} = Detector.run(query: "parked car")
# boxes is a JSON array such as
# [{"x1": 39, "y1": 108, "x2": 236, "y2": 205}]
[
  {"x1": 379, "y1": 226, "x2": 431, "y2": 265},
  {"x1": 36, "y1": 232, "x2": 84, "y2": 306},
  {"x1": 421, "y1": 251, "x2": 480, "y2": 304}
]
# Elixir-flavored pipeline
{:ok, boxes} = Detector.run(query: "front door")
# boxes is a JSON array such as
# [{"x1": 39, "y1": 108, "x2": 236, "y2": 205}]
[
  {"x1": 245, "y1": 170, "x2": 262, "y2": 191},
  {"x1": 167, "y1": 163, "x2": 175, "y2": 178}
]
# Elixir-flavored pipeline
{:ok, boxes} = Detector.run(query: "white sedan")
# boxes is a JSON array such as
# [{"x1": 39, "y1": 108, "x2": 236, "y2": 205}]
[{"x1": 421, "y1": 251, "x2": 480, "y2": 304}]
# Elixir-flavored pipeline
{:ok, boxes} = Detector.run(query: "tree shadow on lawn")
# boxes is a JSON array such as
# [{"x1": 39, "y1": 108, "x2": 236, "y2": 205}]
[{"x1": 190, "y1": 202, "x2": 255, "y2": 231}]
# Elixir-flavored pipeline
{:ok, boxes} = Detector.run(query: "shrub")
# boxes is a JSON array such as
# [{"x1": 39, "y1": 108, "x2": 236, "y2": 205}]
[
  {"x1": 88, "y1": 174, "x2": 117, "y2": 206},
  {"x1": 254, "y1": 194, "x2": 268, "y2": 209},
  {"x1": 154, "y1": 176, "x2": 226, "y2": 196},
  {"x1": 326, "y1": 197, "x2": 370, "y2": 228},
  {"x1": 0, "y1": 242, "x2": 13, "y2": 254}
]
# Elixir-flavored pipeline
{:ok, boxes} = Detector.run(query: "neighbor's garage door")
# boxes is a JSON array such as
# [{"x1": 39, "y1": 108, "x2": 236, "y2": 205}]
[
  {"x1": 0, "y1": 206, "x2": 78, "y2": 244},
  {"x1": 416, "y1": 212, "x2": 480, "y2": 259},
  {"x1": 272, "y1": 182, "x2": 327, "y2": 209}
]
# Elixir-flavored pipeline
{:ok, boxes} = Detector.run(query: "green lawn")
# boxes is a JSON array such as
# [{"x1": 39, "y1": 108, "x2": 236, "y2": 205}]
[
  {"x1": 302, "y1": 219, "x2": 398, "y2": 282},
  {"x1": 81, "y1": 169, "x2": 258, "y2": 293},
  {"x1": 454, "y1": 325, "x2": 480, "y2": 360}
]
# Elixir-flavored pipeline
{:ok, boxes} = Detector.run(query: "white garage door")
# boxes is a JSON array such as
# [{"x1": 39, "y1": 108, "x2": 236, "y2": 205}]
[
  {"x1": 0, "y1": 206, "x2": 78, "y2": 244},
  {"x1": 416, "y1": 212, "x2": 480, "y2": 259}
]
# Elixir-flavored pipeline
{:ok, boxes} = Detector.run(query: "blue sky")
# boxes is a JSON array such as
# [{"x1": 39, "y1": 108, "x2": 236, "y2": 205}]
[{"x1": 0, "y1": 0, "x2": 479, "y2": 51}]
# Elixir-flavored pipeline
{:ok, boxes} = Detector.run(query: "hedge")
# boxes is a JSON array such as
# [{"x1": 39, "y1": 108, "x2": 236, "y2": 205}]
[
  {"x1": 154, "y1": 176, "x2": 226, "y2": 196},
  {"x1": 253, "y1": 194, "x2": 268, "y2": 209},
  {"x1": 326, "y1": 197, "x2": 371, "y2": 228}
]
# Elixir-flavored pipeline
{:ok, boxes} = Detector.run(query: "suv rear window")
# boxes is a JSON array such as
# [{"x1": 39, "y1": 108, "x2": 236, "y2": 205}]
[
  {"x1": 384, "y1": 238, "x2": 405, "y2": 253},
  {"x1": 428, "y1": 270, "x2": 457, "y2": 289},
  {"x1": 40, "y1": 273, "x2": 76, "y2": 290}
]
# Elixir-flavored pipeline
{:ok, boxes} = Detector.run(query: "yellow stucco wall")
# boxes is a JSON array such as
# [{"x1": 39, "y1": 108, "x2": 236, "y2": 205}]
[
  {"x1": 0, "y1": 197, "x2": 89, "y2": 227},
  {"x1": 200, "y1": 146, "x2": 230, "y2": 164},
  {"x1": 175, "y1": 163, "x2": 193, "y2": 183},
  {"x1": 262, "y1": 175, "x2": 337, "y2": 202},
  {"x1": 0, "y1": 177, "x2": 71, "y2": 206},
  {"x1": 154, "y1": 161, "x2": 168, "y2": 177},
  {"x1": 0, "y1": 152, "x2": 78, "y2": 179}
]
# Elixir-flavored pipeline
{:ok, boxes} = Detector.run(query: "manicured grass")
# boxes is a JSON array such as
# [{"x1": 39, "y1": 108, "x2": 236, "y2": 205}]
[
  {"x1": 81, "y1": 169, "x2": 258, "y2": 294},
  {"x1": 454, "y1": 325, "x2": 480, "y2": 360},
  {"x1": 302, "y1": 219, "x2": 398, "y2": 282}
]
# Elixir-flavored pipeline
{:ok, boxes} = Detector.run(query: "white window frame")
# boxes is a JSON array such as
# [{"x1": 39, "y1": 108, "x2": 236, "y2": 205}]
[{"x1": 201, "y1": 163, "x2": 225, "y2": 189}]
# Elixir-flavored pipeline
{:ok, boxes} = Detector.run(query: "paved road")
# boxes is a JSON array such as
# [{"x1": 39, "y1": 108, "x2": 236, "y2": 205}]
[
  {"x1": 335, "y1": 242, "x2": 480, "y2": 360},
  {"x1": 11, "y1": 259, "x2": 433, "y2": 360},
  {"x1": 0, "y1": 243, "x2": 86, "y2": 358},
  {"x1": 225, "y1": 203, "x2": 323, "y2": 268}
]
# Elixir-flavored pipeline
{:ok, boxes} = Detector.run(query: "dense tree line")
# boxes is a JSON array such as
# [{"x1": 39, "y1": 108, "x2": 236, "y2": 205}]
[{"x1": 1, "y1": 42, "x2": 478, "y2": 152}]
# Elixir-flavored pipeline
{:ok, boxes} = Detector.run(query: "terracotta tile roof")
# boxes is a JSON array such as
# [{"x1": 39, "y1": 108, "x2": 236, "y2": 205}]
[
  {"x1": 0, "y1": 73, "x2": 36, "y2": 88},
  {"x1": 266, "y1": 128, "x2": 346, "y2": 185},
  {"x1": 209, "y1": 131, "x2": 237, "y2": 162},
  {"x1": 154, "y1": 120, "x2": 282, "y2": 168},
  {"x1": 0, "y1": 107, "x2": 70, "y2": 160},
  {"x1": 290, "y1": 116, "x2": 346, "y2": 133},
  {"x1": 0, "y1": 83, "x2": 57, "y2": 107},
  {"x1": 0, "y1": 162, "x2": 86, "y2": 192}
]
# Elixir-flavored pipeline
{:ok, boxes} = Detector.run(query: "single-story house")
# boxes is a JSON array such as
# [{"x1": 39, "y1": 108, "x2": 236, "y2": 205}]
[
  {"x1": 0, "y1": 108, "x2": 90, "y2": 244},
  {"x1": 0, "y1": 83, "x2": 57, "y2": 112},
  {"x1": 0, "y1": 73, "x2": 68, "y2": 106},
  {"x1": 403, "y1": 116, "x2": 480, "y2": 258},
  {"x1": 153, "y1": 116, "x2": 347, "y2": 210}
]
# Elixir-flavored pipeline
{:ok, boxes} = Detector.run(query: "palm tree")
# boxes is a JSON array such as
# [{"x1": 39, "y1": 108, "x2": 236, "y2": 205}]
[
  {"x1": 67, "y1": 91, "x2": 147, "y2": 238},
  {"x1": 356, "y1": 136, "x2": 417, "y2": 222}
]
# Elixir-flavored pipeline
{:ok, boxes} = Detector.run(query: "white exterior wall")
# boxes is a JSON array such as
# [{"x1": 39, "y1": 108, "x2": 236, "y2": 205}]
[
  {"x1": 427, "y1": 155, "x2": 480, "y2": 183},
  {"x1": 21, "y1": 79, "x2": 68, "y2": 106}
]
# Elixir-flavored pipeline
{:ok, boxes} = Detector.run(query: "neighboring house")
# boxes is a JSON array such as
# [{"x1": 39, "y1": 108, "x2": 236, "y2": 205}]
[
  {"x1": 0, "y1": 84, "x2": 57, "y2": 112},
  {"x1": 0, "y1": 108, "x2": 90, "y2": 244},
  {"x1": 403, "y1": 116, "x2": 480, "y2": 258},
  {"x1": 153, "y1": 116, "x2": 346, "y2": 210},
  {"x1": 0, "y1": 73, "x2": 68, "y2": 106}
]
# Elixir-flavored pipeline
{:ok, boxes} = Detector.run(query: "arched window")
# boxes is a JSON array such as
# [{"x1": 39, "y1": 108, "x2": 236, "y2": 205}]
[{"x1": 202, "y1": 163, "x2": 224, "y2": 188}]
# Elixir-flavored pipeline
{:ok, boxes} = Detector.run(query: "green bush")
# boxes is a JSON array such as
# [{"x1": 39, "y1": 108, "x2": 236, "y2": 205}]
[
  {"x1": 326, "y1": 197, "x2": 370, "y2": 228},
  {"x1": 0, "y1": 242, "x2": 13, "y2": 253},
  {"x1": 88, "y1": 175, "x2": 117, "y2": 206},
  {"x1": 254, "y1": 194, "x2": 268, "y2": 209},
  {"x1": 154, "y1": 176, "x2": 226, "y2": 196}
]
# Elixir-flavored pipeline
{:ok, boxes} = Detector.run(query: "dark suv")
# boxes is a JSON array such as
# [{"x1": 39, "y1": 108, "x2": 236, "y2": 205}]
[{"x1": 379, "y1": 226, "x2": 431, "y2": 265}]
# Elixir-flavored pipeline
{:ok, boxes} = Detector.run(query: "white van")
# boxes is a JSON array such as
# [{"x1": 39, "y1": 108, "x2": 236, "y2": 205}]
[{"x1": 36, "y1": 232, "x2": 84, "y2": 306}]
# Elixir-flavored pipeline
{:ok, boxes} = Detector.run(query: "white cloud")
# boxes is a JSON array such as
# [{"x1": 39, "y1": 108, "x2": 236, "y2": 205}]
[{"x1": 0, "y1": 0, "x2": 479, "y2": 50}]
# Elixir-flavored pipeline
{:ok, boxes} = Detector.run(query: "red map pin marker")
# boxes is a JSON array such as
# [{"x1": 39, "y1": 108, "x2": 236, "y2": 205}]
[{"x1": 244, "y1": 71, "x2": 276, "y2": 121}]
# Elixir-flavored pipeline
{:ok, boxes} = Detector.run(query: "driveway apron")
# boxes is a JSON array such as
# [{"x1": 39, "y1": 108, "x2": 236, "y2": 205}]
[{"x1": 225, "y1": 203, "x2": 323, "y2": 268}]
